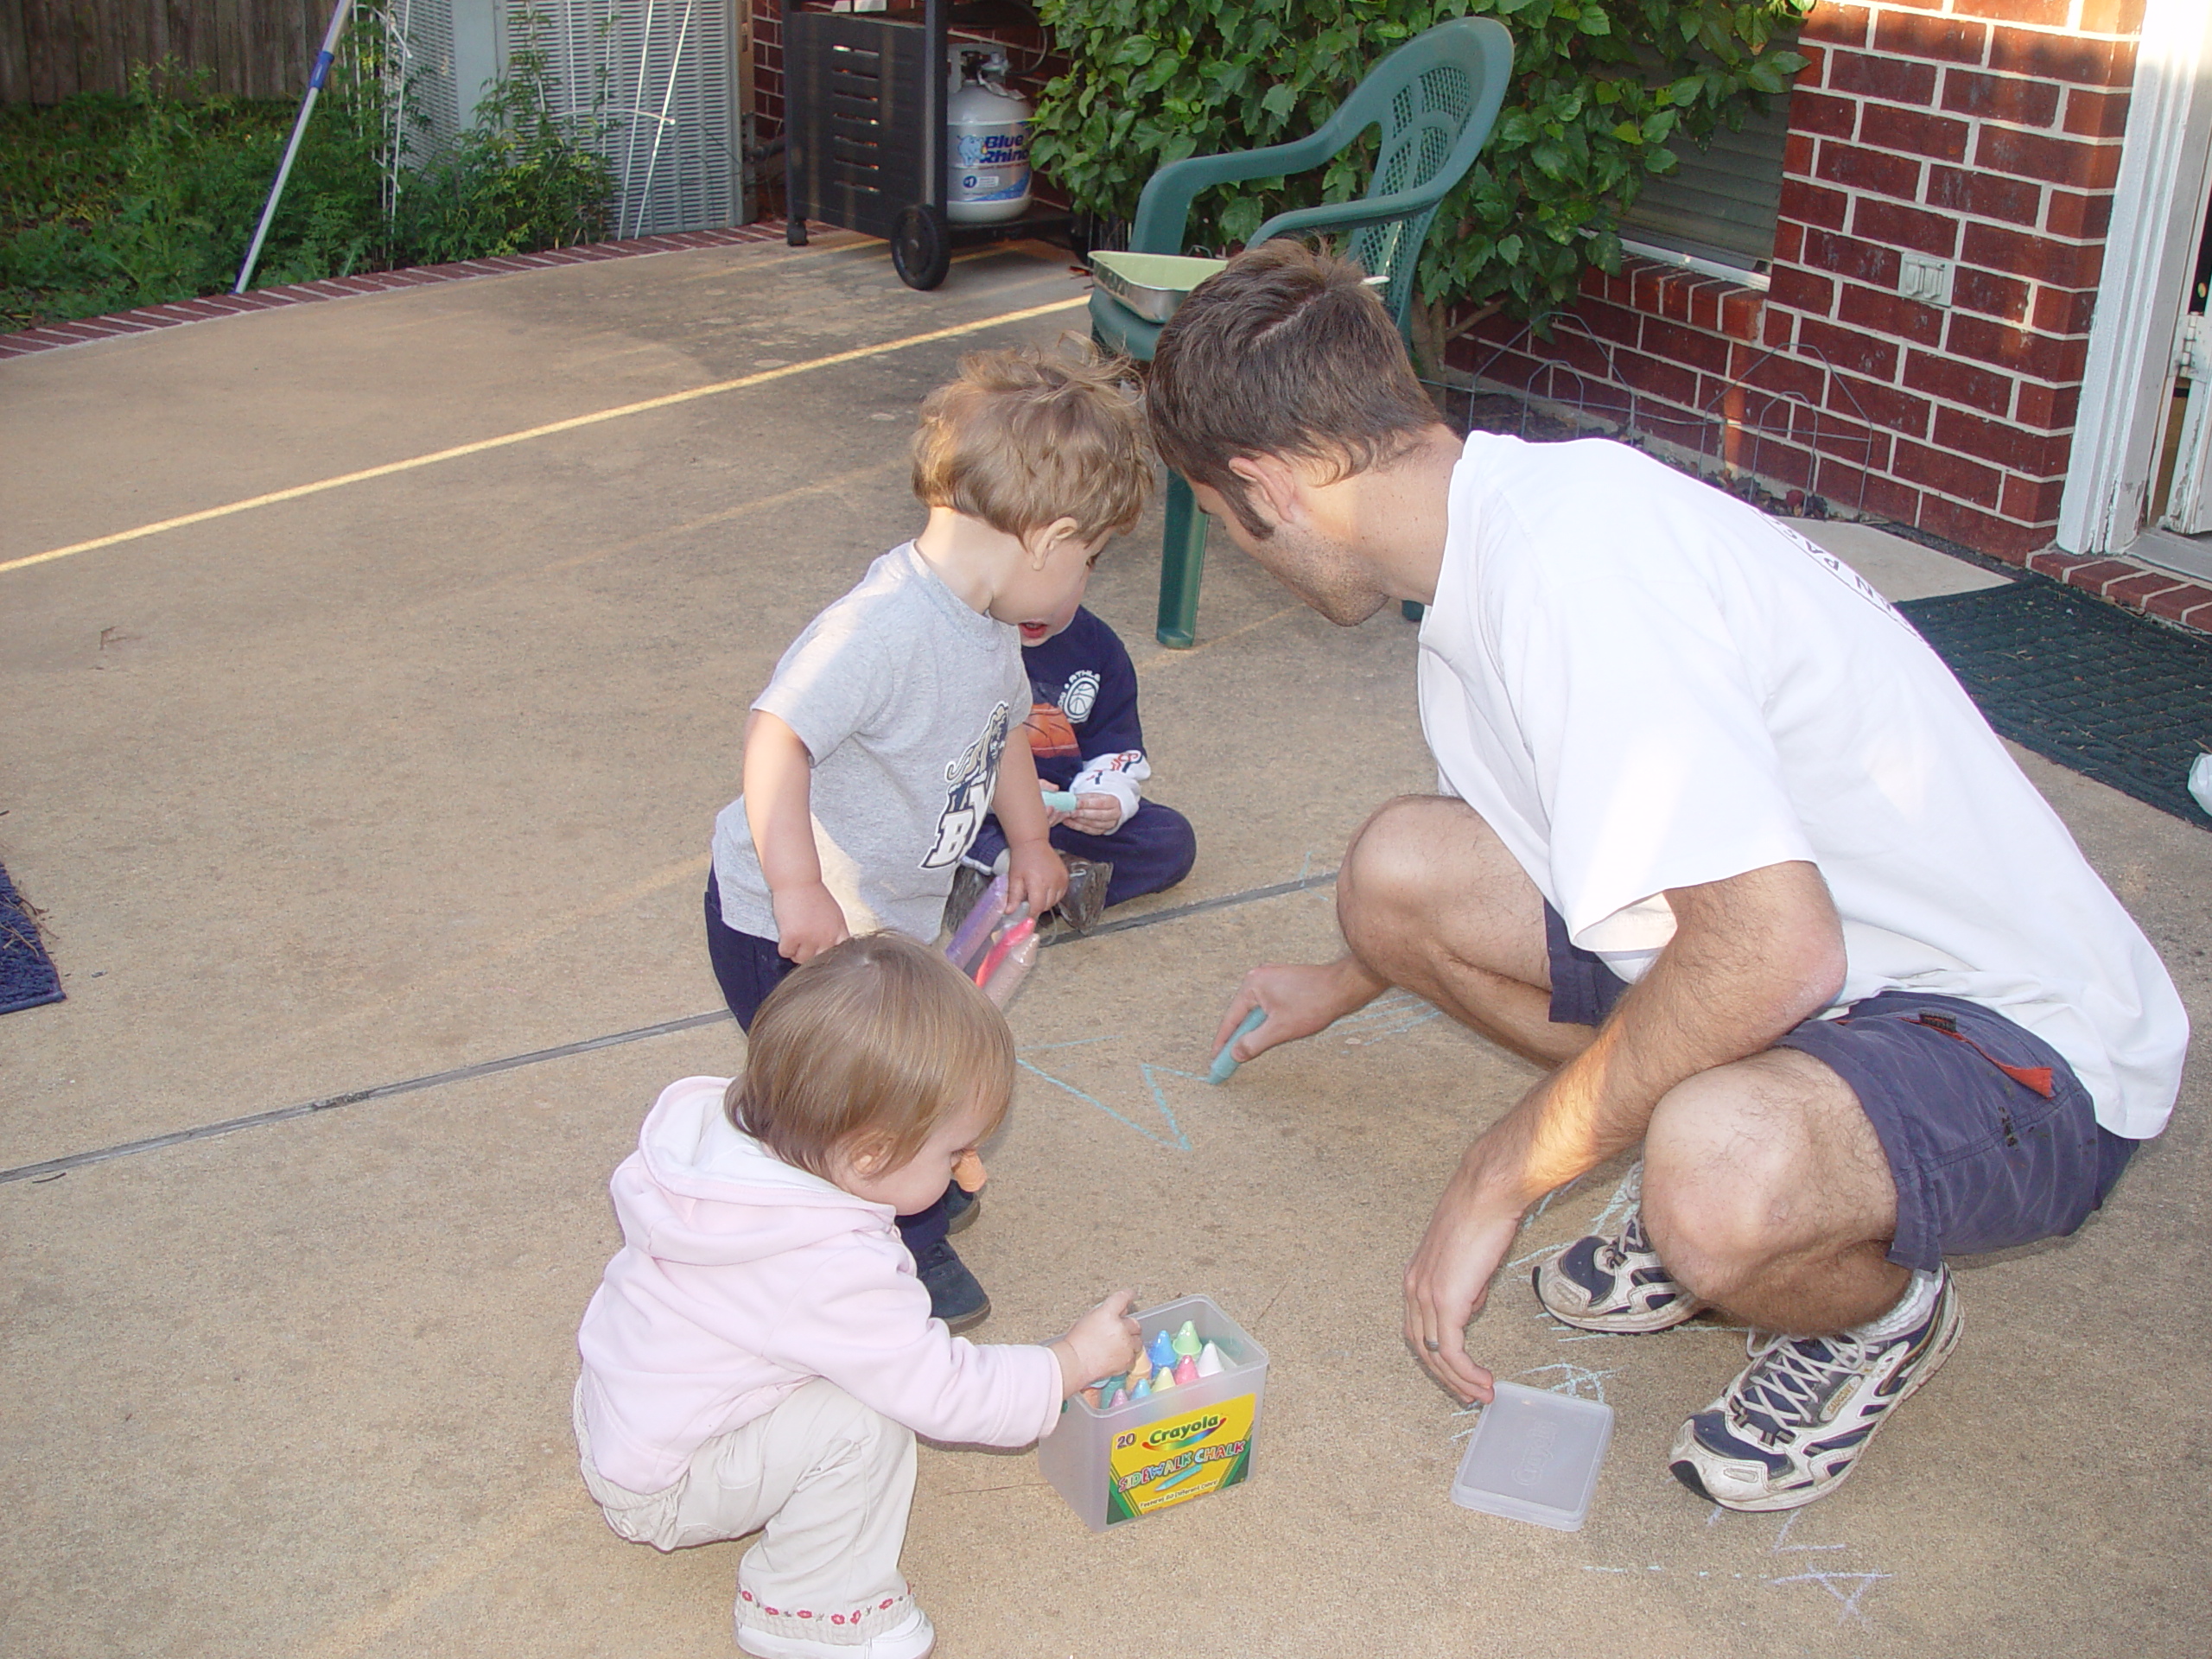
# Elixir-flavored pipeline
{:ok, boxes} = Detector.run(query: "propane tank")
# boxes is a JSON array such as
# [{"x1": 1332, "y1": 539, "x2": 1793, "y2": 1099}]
[{"x1": 946, "y1": 45, "x2": 1032, "y2": 226}]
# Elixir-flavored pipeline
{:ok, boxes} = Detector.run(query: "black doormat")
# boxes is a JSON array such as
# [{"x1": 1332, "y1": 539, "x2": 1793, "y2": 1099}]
[
  {"x1": 1898, "y1": 580, "x2": 2212, "y2": 827},
  {"x1": 0, "y1": 861, "x2": 63, "y2": 1015}
]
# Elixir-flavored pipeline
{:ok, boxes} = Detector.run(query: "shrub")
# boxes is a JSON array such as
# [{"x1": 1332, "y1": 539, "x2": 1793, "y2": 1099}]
[
  {"x1": 0, "y1": 65, "x2": 385, "y2": 329},
  {"x1": 0, "y1": 9, "x2": 613, "y2": 332},
  {"x1": 1028, "y1": 0, "x2": 1808, "y2": 324}
]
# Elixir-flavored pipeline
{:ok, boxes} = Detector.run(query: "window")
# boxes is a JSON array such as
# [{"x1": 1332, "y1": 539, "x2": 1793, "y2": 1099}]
[{"x1": 1617, "y1": 92, "x2": 1793, "y2": 286}]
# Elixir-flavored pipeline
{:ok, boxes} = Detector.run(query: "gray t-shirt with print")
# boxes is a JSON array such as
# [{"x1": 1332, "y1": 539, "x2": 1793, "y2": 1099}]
[{"x1": 713, "y1": 543, "x2": 1025, "y2": 943}]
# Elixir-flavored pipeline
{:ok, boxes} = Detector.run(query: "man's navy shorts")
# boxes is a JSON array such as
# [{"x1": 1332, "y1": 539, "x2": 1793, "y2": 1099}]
[{"x1": 1543, "y1": 904, "x2": 2139, "y2": 1273}]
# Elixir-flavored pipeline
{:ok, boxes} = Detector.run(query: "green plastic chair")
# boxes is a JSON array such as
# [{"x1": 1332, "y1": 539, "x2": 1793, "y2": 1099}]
[{"x1": 1090, "y1": 16, "x2": 1513, "y2": 645}]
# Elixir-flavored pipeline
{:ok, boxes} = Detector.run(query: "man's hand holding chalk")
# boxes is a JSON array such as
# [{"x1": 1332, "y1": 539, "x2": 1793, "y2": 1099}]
[
  {"x1": 1209, "y1": 1007, "x2": 1268, "y2": 1084},
  {"x1": 1210, "y1": 957, "x2": 1395, "y2": 1084}
]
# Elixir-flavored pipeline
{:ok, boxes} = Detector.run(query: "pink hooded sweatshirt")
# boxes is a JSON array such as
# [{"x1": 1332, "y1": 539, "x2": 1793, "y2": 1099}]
[{"x1": 575, "y1": 1076, "x2": 1063, "y2": 1495}]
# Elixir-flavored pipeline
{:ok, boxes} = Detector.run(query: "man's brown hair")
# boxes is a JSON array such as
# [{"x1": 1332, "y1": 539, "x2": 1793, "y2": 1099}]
[
  {"x1": 727, "y1": 931, "x2": 1014, "y2": 1179},
  {"x1": 1148, "y1": 241, "x2": 1441, "y2": 536},
  {"x1": 912, "y1": 340, "x2": 1154, "y2": 543}
]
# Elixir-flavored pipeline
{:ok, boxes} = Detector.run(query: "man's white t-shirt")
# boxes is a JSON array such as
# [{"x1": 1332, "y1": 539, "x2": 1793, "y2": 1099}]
[{"x1": 1416, "y1": 433, "x2": 2186, "y2": 1140}]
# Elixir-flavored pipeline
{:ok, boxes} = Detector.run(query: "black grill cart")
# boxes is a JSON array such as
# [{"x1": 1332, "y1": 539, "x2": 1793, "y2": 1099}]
[{"x1": 782, "y1": 0, "x2": 1071, "y2": 288}]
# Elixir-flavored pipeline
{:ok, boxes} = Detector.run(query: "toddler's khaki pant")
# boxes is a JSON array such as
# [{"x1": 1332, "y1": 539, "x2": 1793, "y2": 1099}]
[{"x1": 575, "y1": 1377, "x2": 918, "y2": 1646}]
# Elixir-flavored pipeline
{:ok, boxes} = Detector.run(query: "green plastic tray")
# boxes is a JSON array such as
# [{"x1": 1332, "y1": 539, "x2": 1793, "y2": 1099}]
[{"x1": 1088, "y1": 250, "x2": 1230, "y2": 322}]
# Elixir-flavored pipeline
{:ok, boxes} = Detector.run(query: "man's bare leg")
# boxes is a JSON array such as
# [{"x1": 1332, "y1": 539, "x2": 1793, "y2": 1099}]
[
  {"x1": 1343, "y1": 799, "x2": 1909, "y2": 1335},
  {"x1": 1643, "y1": 1048, "x2": 1908, "y2": 1334},
  {"x1": 1336, "y1": 795, "x2": 1592, "y2": 1067}
]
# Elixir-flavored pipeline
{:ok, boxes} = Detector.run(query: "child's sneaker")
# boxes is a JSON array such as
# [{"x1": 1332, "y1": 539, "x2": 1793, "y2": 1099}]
[
  {"x1": 1669, "y1": 1268, "x2": 1962, "y2": 1511},
  {"x1": 1532, "y1": 1165, "x2": 1706, "y2": 1333},
  {"x1": 914, "y1": 1238, "x2": 989, "y2": 1332},
  {"x1": 738, "y1": 1604, "x2": 935, "y2": 1658}
]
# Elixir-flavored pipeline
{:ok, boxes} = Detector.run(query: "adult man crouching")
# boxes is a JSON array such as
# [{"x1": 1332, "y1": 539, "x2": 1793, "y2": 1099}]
[{"x1": 1152, "y1": 242, "x2": 2186, "y2": 1510}]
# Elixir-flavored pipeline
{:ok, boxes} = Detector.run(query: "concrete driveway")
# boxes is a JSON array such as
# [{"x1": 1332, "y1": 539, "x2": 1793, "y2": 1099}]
[{"x1": 2, "y1": 234, "x2": 2205, "y2": 1657}]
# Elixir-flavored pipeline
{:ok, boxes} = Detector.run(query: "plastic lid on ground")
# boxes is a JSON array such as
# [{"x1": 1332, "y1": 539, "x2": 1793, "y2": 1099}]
[{"x1": 1449, "y1": 1381, "x2": 1615, "y2": 1532}]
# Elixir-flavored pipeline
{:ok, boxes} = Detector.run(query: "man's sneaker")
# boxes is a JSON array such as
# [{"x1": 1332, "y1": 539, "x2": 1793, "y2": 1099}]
[
  {"x1": 915, "y1": 1237, "x2": 990, "y2": 1332},
  {"x1": 1533, "y1": 1168, "x2": 1706, "y2": 1333},
  {"x1": 1669, "y1": 1269, "x2": 1962, "y2": 1511}
]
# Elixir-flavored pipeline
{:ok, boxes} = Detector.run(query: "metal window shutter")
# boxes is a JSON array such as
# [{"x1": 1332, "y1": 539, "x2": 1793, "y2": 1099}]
[
  {"x1": 397, "y1": 1, "x2": 741, "y2": 237},
  {"x1": 529, "y1": 0, "x2": 742, "y2": 238},
  {"x1": 398, "y1": 0, "x2": 462, "y2": 161},
  {"x1": 1618, "y1": 94, "x2": 1792, "y2": 272}
]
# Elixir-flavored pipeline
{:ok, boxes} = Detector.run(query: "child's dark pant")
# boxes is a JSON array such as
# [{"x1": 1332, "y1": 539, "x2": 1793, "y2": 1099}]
[{"x1": 968, "y1": 800, "x2": 1197, "y2": 907}]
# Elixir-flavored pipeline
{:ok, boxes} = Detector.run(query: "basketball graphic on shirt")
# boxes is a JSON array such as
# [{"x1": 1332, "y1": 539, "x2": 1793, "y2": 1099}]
[
  {"x1": 1025, "y1": 702, "x2": 1081, "y2": 760},
  {"x1": 1059, "y1": 671, "x2": 1101, "y2": 722},
  {"x1": 924, "y1": 702, "x2": 1012, "y2": 868}
]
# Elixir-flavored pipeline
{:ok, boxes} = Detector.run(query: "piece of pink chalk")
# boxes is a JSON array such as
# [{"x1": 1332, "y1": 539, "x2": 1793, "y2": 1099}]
[{"x1": 1173, "y1": 1356, "x2": 1198, "y2": 1385}]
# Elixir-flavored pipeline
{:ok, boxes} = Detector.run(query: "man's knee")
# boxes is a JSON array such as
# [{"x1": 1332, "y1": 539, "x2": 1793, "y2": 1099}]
[
  {"x1": 1640, "y1": 1052, "x2": 1893, "y2": 1299},
  {"x1": 1338, "y1": 795, "x2": 1473, "y2": 958},
  {"x1": 1641, "y1": 1076, "x2": 1783, "y2": 1294}
]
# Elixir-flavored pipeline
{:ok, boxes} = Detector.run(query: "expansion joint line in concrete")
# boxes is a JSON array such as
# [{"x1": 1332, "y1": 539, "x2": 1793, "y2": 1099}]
[
  {"x1": 0, "y1": 290, "x2": 1090, "y2": 577},
  {"x1": 0, "y1": 867, "x2": 1338, "y2": 1186}
]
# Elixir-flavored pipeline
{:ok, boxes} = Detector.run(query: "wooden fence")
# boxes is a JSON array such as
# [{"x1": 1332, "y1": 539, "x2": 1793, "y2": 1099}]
[{"x1": 3, "y1": 0, "x2": 336, "y2": 105}]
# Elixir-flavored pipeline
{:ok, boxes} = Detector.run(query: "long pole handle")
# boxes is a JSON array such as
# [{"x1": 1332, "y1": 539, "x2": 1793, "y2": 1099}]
[{"x1": 234, "y1": 0, "x2": 356, "y2": 295}]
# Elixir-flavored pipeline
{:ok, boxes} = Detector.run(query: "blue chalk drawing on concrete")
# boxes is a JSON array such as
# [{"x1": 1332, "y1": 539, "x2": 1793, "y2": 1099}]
[
  {"x1": 1513, "y1": 1361, "x2": 1622, "y2": 1403},
  {"x1": 1016, "y1": 1037, "x2": 1196, "y2": 1152},
  {"x1": 1764, "y1": 1511, "x2": 1890, "y2": 1624},
  {"x1": 1574, "y1": 1511, "x2": 1891, "y2": 1625},
  {"x1": 1329, "y1": 988, "x2": 1443, "y2": 1045}
]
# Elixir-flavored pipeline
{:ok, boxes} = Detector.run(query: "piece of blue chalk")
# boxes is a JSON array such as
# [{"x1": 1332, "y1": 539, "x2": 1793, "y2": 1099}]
[
  {"x1": 1041, "y1": 790, "x2": 1079, "y2": 813},
  {"x1": 1209, "y1": 1007, "x2": 1268, "y2": 1084}
]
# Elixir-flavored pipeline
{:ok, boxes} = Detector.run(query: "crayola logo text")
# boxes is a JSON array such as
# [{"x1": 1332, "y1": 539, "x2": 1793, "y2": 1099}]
[{"x1": 1143, "y1": 1414, "x2": 1224, "y2": 1451}]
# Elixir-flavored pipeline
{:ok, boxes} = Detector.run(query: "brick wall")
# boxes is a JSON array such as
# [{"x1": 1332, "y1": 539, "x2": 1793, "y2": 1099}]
[
  {"x1": 753, "y1": 0, "x2": 785, "y2": 134},
  {"x1": 1451, "y1": 0, "x2": 2145, "y2": 562}
]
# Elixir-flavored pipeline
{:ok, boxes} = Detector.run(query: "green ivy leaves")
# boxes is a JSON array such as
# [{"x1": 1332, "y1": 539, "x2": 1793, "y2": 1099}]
[{"x1": 1029, "y1": 0, "x2": 1808, "y2": 321}]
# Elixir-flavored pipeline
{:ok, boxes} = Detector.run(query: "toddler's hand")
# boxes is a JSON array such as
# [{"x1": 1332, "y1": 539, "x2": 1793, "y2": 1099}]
[
  {"x1": 1062, "y1": 792, "x2": 1121, "y2": 836},
  {"x1": 771, "y1": 880, "x2": 849, "y2": 963},
  {"x1": 1050, "y1": 1290, "x2": 1141, "y2": 1397},
  {"x1": 1004, "y1": 838, "x2": 1069, "y2": 916}
]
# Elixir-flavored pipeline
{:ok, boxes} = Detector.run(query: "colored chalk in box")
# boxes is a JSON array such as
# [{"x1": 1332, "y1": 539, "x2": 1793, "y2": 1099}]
[{"x1": 1039, "y1": 1295, "x2": 1274, "y2": 1530}]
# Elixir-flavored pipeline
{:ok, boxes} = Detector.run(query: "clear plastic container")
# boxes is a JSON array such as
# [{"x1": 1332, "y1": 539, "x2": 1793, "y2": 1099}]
[
  {"x1": 1449, "y1": 1381, "x2": 1614, "y2": 1531},
  {"x1": 1037, "y1": 1294, "x2": 1269, "y2": 1531}
]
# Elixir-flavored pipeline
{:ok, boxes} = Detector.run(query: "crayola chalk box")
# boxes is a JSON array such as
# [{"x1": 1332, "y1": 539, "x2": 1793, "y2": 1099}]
[{"x1": 1037, "y1": 1294, "x2": 1270, "y2": 1531}]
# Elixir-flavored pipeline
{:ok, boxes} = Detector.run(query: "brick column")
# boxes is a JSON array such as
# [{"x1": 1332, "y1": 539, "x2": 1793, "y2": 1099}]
[{"x1": 1765, "y1": 0, "x2": 2142, "y2": 556}]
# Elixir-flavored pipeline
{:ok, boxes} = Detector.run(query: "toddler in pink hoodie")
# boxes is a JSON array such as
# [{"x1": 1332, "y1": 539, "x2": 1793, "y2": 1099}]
[{"x1": 575, "y1": 931, "x2": 1140, "y2": 1659}]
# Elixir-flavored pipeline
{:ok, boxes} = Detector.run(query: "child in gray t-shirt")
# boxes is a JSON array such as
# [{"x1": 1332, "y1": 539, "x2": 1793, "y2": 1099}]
[{"x1": 703, "y1": 343, "x2": 1153, "y2": 1330}]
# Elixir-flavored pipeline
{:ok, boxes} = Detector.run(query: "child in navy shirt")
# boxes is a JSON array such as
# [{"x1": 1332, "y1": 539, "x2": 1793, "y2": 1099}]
[{"x1": 966, "y1": 605, "x2": 1196, "y2": 906}]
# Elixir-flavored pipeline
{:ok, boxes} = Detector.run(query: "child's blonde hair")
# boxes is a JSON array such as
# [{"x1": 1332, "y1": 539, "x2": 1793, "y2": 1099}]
[
  {"x1": 727, "y1": 931, "x2": 1014, "y2": 1179},
  {"x1": 912, "y1": 340, "x2": 1154, "y2": 543}
]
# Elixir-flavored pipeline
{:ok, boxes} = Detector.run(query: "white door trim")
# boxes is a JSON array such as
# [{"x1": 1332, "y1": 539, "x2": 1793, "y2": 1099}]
[{"x1": 2057, "y1": 0, "x2": 2212, "y2": 556}]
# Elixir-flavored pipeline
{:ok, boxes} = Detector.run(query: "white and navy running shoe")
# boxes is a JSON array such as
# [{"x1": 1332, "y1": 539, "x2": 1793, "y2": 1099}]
[
  {"x1": 1669, "y1": 1269, "x2": 1962, "y2": 1511},
  {"x1": 1533, "y1": 1166, "x2": 1707, "y2": 1333}
]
